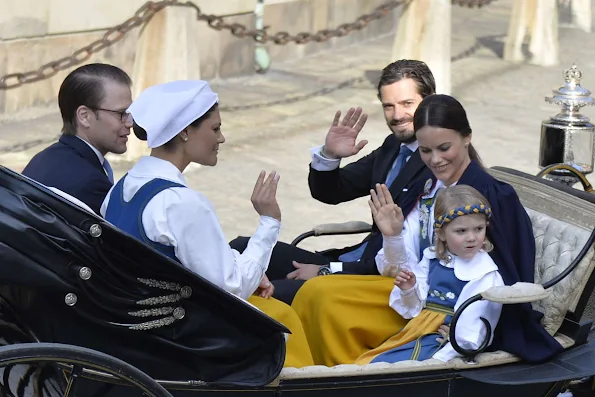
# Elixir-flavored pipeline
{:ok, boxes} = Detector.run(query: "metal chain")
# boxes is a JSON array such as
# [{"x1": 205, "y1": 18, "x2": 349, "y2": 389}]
[
  {"x1": 450, "y1": 39, "x2": 483, "y2": 63},
  {"x1": 219, "y1": 76, "x2": 367, "y2": 112},
  {"x1": 0, "y1": 0, "x2": 405, "y2": 90},
  {"x1": 0, "y1": 136, "x2": 60, "y2": 154},
  {"x1": 204, "y1": 0, "x2": 409, "y2": 45},
  {"x1": 452, "y1": 0, "x2": 496, "y2": 6},
  {"x1": 0, "y1": 36, "x2": 484, "y2": 154},
  {"x1": 0, "y1": 1, "x2": 167, "y2": 90},
  {"x1": 0, "y1": 0, "x2": 496, "y2": 90},
  {"x1": 220, "y1": 39, "x2": 484, "y2": 112}
]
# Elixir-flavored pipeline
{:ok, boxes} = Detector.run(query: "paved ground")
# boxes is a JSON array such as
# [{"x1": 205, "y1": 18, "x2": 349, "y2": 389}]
[{"x1": 1, "y1": 0, "x2": 595, "y2": 253}]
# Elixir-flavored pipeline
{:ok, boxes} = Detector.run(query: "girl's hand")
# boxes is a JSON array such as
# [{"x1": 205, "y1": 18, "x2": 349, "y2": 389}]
[
  {"x1": 368, "y1": 183, "x2": 404, "y2": 237},
  {"x1": 394, "y1": 269, "x2": 416, "y2": 291}
]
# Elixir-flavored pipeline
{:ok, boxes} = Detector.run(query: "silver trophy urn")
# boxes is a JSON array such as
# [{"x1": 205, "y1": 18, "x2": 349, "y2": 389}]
[{"x1": 538, "y1": 64, "x2": 595, "y2": 186}]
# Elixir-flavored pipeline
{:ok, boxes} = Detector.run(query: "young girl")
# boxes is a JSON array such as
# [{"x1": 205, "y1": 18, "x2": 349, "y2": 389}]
[{"x1": 356, "y1": 183, "x2": 505, "y2": 364}]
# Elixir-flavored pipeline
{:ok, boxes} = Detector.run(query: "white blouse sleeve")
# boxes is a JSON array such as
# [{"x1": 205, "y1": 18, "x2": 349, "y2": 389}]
[
  {"x1": 388, "y1": 253, "x2": 430, "y2": 319},
  {"x1": 142, "y1": 188, "x2": 280, "y2": 301},
  {"x1": 375, "y1": 207, "x2": 421, "y2": 276},
  {"x1": 432, "y1": 270, "x2": 505, "y2": 362}
]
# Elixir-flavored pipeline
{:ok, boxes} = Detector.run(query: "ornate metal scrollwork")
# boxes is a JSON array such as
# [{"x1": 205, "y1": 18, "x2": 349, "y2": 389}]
[
  {"x1": 448, "y1": 294, "x2": 492, "y2": 360},
  {"x1": 126, "y1": 278, "x2": 194, "y2": 330}
]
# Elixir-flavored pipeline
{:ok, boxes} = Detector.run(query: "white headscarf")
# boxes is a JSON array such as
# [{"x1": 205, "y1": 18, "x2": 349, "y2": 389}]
[{"x1": 127, "y1": 80, "x2": 219, "y2": 148}]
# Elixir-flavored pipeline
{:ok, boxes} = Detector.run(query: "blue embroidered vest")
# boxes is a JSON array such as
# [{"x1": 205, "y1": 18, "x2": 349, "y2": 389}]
[
  {"x1": 425, "y1": 257, "x2": 468, "y2": 314},
  {"x1": 104, "y1": 175, "x2": 185, "y2": 262}
]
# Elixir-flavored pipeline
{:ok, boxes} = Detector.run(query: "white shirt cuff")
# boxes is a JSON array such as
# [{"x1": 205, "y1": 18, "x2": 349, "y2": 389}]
[
  {"x1": 259, "y1": 215, "x2": 281, "y2": 228},
  {"x1": 400, "y1": 285, "x2": 416, "y2": 296},
  {"x1": 310, "y1": 145, "x2": 341, "y2": 171},
  {"x1": 329, "y1": 261, "x2": 343, "y2": 273}
]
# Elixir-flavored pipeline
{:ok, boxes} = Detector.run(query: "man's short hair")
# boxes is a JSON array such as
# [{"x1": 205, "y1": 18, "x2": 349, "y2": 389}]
[
  {"x1": 58, "y1": 63, "x2": 132, "y2": 135},
  {"x1": 377, "y1": 60, "x2": 436, "y2": 99}
]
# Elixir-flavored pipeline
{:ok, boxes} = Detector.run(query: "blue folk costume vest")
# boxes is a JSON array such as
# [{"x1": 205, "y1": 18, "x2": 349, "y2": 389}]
[
  {"x1": 369, "y1": 257, "x2": 468, "y2": 363},
  {"x1": 104, "y1": 176, "x2": 185, "y2": 262}
]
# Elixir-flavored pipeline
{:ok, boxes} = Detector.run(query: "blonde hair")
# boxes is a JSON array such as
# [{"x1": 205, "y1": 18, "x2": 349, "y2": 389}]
[{"x1": 433, "y1": 185, "x2": 494, "y2": 260}]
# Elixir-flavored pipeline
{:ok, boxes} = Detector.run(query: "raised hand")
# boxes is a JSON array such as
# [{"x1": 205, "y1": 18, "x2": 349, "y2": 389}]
[
  {"x1": 394, "y1": 269, "x2": 416, "y2": 291},
  {"x1": 368, "y1": 183, "x2": 404, "y2": 237},
  {"x1": 251, "y1": 170, "x2": 281, "y2": 221},
  {"x1": 322, "y1": 107, "x2": 369, "y2": 159}
]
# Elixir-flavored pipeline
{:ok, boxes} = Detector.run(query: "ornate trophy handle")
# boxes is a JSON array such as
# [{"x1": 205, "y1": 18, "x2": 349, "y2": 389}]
[{"x1": 536, "y1": 163, "x2": 594, "y2": 193}]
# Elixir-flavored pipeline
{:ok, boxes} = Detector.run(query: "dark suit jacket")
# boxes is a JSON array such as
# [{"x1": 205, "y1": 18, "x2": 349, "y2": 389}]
[
  {"x1": 22, "y1": 134, "x2": 112, "y2": 215},
  {"x1": 308, "y1": 134, "x2": 432, "y2": 274}
]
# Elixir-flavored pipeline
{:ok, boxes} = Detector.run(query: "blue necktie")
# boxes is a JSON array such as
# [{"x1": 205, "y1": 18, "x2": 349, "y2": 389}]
[
  {"x1": 338, "y1": 146, "x2": 414, "y2": 263},
  {"x1": 103, "y1": 159, "x2": 114, "y2": 183},
  {"x1": 385, "y1": 146, "x2": 413, "y2": 187}
]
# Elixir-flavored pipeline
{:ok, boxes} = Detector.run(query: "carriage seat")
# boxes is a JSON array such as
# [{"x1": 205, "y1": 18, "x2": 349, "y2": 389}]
[{"x1": 279, "y1": 168, "x2": 595, "y2": 380}]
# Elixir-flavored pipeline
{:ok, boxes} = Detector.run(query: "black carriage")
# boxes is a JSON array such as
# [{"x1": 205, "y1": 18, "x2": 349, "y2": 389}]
[{"x1": 1, "y1": 164, "x2": 595, "y2": 397}]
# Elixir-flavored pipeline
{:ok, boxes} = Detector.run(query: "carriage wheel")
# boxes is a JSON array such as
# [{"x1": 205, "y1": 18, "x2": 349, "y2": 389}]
[
  {"x1": 536, "y1": 163, "x2": 594, "y2": 193},
  {"x1": 0, "y1": 343, "x2": 173, "y2": 397}
]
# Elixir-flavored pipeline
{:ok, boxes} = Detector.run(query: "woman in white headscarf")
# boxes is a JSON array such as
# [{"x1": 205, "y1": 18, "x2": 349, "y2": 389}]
[{"x1": 100, "y1": 80, "x2": 313, "y2": 368}]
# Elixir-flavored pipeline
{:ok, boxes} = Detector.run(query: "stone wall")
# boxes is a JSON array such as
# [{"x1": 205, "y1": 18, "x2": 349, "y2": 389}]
[{"x1": 0, "y1": 0, "x2": 399, "y2": 116}]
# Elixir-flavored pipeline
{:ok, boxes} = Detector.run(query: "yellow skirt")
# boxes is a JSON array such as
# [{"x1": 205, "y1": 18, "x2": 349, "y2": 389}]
[
  {"x1": 248, "y1": 295, "x2": 314, "y2": 368},
  {"x1": 291, "y1": 275, "x2": 409, "y2": 366},
  {"x1": 355, "y1": 308, "x2": 447, "y2": 365}
]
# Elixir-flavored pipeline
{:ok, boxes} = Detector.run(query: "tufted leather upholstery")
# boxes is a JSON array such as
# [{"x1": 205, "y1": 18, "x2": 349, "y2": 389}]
[
  {"x1": 281, "y1": 169, "x2": 595, "y2": 378},
  {"x1": 526, "y1": 208, "x2": 595, "y2": 334},
  {"x1": 281, "y1": 209, "x2": 594, "y2": 377}
]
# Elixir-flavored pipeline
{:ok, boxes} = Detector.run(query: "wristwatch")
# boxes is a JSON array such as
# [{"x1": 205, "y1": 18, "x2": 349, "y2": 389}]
[{"x1": 317, "y1": 265, "x2": 332, "y2": 276}]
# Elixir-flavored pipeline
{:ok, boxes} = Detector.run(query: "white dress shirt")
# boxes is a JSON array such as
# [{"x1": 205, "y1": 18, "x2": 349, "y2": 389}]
[
  {"x1": 100, "y1": 156, "x2": 281, "y2": 300},
  {"x1": 76, "y1": 136, "x2": 106, "y2": 165},
  {"x1": 309, "y1": 141, "x2": 419, "y2": 172},
  {"x1": 76, "y1": 136, "x2": 112, "y2": 181},
  {"x1": 309, "y1": 140, "x2": 419, "y2": 273}
]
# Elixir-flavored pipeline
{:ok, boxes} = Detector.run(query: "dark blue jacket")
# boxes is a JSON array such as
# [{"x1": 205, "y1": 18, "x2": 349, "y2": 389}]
[{"x1": 22, "y1": 134, "x2": 112, "y2": 215}]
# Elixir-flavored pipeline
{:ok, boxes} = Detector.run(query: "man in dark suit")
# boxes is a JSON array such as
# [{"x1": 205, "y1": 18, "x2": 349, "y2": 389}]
[
  {"x1": 230, "y1": 60, "x2": 436, "y2": 304},
  {"x1": 22, "y1": 63, "x2": 133, "y2": 215}
]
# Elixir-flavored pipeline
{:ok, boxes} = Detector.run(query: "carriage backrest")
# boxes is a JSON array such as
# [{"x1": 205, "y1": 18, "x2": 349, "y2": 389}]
[
  {"x1": 525, "y1": 208, "x2": 595, "y2": 334},
  {"x1": 489, "y1": 168, "x2": 595, "y2": 336}
]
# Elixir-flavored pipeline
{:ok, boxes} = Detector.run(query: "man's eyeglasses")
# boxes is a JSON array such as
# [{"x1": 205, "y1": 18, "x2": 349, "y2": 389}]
[{"x1": 86, "y1": 106, "x2": 131, "y2": 123}]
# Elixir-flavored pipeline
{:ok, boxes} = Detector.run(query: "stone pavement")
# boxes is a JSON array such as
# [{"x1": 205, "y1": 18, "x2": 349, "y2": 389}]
[{"x1": 1, "y1": 0, "x2": 594, "y2": 252}]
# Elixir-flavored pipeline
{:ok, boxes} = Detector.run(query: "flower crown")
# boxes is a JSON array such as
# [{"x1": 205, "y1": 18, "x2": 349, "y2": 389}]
[{"x1": 434, "y1": 204, "x2": 492, "y2": 229}]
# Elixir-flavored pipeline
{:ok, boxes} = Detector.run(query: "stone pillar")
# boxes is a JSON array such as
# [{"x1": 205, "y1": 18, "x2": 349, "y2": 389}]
[
  {"x1": 571, "y1": 0, "x2": 591, "y2": 33},
  {"x1": 391, "y1": 0, "x2": 451, "y2": 94},
  {"x1": 528, "y1": 0, "x2": 558, "y2": 66},
  {"x1": 504, "y1": 0, "x2": 559, "y2": 67},
  {"x1": 117, "y1": 6, "x2": 202, "y2": 163}
]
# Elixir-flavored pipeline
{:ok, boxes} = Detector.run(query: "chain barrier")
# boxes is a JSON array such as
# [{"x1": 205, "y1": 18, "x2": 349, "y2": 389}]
[
  {"x1": 0, "y1": 0, "x2": 497, "y2": 90},
  {"x1": 0, "y1": 0, "x2": 405, "y2": 90},
  {"x1": 452, "y1": 0, "x2": 496, "y2": 6},
  {"x1": 219, "y1": 39, "x2": 484, "y2": 112},
  {"x1": 0, "y1": 35, "x2": 485, "y2": 154},
  {"x1": 219, "y1": 76, "x2": 367, "y2": 112}
]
